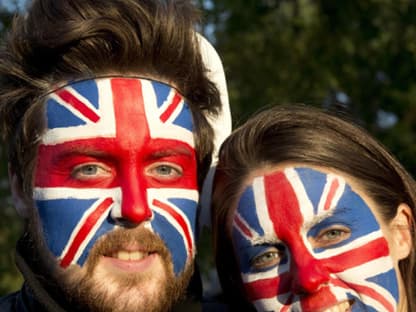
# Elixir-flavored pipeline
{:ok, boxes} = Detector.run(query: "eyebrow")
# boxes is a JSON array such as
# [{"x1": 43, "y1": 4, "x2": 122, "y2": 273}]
[
  {"x1": 302, "y1": 206, "x2": 355, "y2": 230},
  {"x1": 250, "y1": 234, "x2": 282, "y2": 246},
  {"x1": 148, "y1": 147, "x2": 193, "y2": 159},
  {"x1": 52, "y1": 147, "x2": 110, "y2": 160}
]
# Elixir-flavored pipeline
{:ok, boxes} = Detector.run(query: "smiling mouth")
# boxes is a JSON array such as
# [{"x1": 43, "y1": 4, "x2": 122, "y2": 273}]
[
  {"x1": 320, "y1": 300, "x2": 354, "y2": 312},
  {"x1": 99, "y1": 248, "x2": 161, "y2": 273},
  {"x1": 111, "y1": 250, "x2": 152, "y2": 261}
]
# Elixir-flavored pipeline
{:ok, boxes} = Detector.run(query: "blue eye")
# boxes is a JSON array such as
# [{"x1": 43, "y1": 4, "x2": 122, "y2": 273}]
[
  {"x1": 78, "y1": 165, "x2": 98, "y2": 175},
  {"x1": 155, "y1": 165, "x2": 178, "y2": 176},
  {"x1": 313, "y1": 225, "x2": 351, "y2": 248},
  {"x1": 72, "y1": 163, "x2": 111, "y2": 180},
  {"x1": 146, "y1": 162, "x2": 183, "y2": 181}
]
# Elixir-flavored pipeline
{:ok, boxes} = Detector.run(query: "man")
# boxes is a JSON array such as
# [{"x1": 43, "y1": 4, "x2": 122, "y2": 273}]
[{"x1": 0, "y1": 0, "x2": 228, "y2": 311}]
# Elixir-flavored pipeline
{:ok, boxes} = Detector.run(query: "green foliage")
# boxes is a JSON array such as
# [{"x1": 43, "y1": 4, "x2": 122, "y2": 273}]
[
  {"x1": 0, "y1": 146, "x2": 23, "y2": 295},
  {"x1": 200, "y1": 0, "x2": 416, "y2": 175},
  {"x1": 0, "y1": 3, "x2": 24, "y2": 296},
  {"x1": 0, "y1": 176, "x2": 23, "y2": 295}
]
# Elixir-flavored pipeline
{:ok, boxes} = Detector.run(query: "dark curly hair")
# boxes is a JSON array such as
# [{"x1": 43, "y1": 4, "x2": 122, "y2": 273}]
[{"x1": 0, "y1": 0, "x2": 221, "y2": 195}]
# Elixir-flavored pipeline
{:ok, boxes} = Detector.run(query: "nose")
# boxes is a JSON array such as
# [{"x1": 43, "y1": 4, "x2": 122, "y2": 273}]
[
  {"x1": 111, "y1": 166, "x2": 152, "y2": 225},
  {"x1": 290, "y1": 253, "x2": 330, "y2": 294}
]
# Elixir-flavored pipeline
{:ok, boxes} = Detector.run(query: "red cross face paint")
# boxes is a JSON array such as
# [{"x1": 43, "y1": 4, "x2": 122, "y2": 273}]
[
  {"x1": 33, "y1": 77, "x2": 198, "y2": 275},
  {"x1": 232, "y1": 167, "x2": 399, "y2": 312}
]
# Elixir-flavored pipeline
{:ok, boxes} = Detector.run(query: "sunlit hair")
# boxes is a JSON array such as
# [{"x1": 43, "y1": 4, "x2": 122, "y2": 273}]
[
  {"x1": 0, "y1": 0, "x2": 220, "y2": 195},
  {"x1": 212, "y1": 104, "x2": 416, "y2": 311}
]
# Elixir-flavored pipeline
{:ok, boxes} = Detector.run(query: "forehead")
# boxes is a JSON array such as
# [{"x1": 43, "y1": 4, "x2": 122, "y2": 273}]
[
  {"x1": 235, "y1": 166, "x2": 379, "y2": 231},
  {"x1": 41, "y1": 77, "x2": 195, "y2": 147}
]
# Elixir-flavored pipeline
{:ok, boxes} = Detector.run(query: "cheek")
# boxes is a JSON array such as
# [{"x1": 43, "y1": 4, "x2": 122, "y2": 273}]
[
  {"x1": 34, "y1": 186, "x2": 121, "y2": 268},
  {"x1": 148, "y1": 189, "x2": 199, "y2": 275}
]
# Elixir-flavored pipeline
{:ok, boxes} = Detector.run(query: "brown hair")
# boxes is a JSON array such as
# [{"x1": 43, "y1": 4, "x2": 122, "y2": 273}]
[
  {"x1": 0, "y1": 0, "x2": 221, "y2": 195},
  {"x1": 212, "y1": 104, "x2": 416, "y2": 311}
]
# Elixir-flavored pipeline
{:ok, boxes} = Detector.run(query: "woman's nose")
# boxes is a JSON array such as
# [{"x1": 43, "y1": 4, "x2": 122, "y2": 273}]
[{"x1": 290, "y1": 254, "x2": 330, "y2": 295}]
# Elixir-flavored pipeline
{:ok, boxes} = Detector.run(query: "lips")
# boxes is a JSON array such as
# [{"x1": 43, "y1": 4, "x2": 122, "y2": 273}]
[
  {"x1": 319, "y1": 300, "x2": 353, "y2": 312},
  {"x1": 112, "y1": 250, "x2": 151, "y2": 261},
  {"x1": 100, "y1": 247, "x2": 160, "y2": 273}
]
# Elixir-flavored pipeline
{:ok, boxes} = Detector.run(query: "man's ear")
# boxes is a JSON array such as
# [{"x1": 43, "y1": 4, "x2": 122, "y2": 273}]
[
  {"x1": 9, "y1": 164, "x2": 30, "y2": 218},
  {"x1": 389, "y1": 203, "x2": 413, "y2": 261}
]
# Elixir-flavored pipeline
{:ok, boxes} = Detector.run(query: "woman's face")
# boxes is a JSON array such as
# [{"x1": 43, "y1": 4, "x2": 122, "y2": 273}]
[{"x1": 231, "y1": 166, "x2": 409, "y2": 312}]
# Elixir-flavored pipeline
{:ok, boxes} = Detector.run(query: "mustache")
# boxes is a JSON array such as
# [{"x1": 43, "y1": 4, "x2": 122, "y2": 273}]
[{"x1": 85, "y1": 226, "x2": 171, "y2": 272}]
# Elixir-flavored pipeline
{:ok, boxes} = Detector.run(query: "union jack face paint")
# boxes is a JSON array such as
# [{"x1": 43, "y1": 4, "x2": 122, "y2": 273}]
[
  {"x1": 34, "y1": 77, "x2": 198, "y2": 275},
  {"x1": 232, "y1": 167, "x2": 399, "y2": 311}
]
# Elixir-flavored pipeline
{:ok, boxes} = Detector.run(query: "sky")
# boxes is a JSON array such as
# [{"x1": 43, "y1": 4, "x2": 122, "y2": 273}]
[{"x1": 0, "y1": 0, "x2": 27, "y2": 12}]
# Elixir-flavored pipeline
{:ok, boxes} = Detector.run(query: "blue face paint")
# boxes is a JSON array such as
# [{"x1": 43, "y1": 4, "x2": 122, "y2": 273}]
[
  {"x1": 232, "y1": 167, "x2": 399, "y2": 311},
  {"x1": 34, "y1": 77, "x2": 198, "y2": 275}
]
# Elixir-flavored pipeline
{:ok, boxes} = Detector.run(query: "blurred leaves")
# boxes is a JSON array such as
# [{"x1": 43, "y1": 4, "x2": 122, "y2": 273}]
[
  {"x1": 0, "y1": 145, "x2": 23, "y2": 295},
  {"x1": 0, "y1": 2, "x2": 23, "y2": 296},
  {"x1": 199, "y1": 0, "x2": 416, "y2": 175}
]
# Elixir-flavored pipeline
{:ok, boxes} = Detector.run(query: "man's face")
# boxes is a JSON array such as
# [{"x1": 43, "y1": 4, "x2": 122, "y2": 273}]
[
  {"x1": 33, "y1": 77, "x2": 198, "y2": 311},
  {"x1": 232, "y1": 166, "x2": 400, "y2": 312}
]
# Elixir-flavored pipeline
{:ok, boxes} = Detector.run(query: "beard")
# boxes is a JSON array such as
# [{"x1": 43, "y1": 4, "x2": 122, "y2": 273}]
[{"x1": 26, "y1": 217, "x2": 194, "y2": 312}]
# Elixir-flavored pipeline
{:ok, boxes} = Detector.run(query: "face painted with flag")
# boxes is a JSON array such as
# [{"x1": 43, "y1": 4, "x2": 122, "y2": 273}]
[
  {"x1": 232, "y1": 167, "x2": 400, "y2": 312},
  {"x1": 33, "y1": 77, "x2": 198, "y2": 276}
]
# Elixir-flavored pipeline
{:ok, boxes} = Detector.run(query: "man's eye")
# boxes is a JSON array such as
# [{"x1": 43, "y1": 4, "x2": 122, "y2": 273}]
[
  {"x1": 147, "y1": 163, "x2": 183, "y2": 180},
  {"x1": 72, "y1": 164, "x2": 111, "y2": 180},
  {"x1": 313, "y1": 226, "x2": 351, "y2": 248},
  {"x1": 155, "y1": 165, "x2": 177, "y2": 176},
  {"x1": 250, "y1": 247, "x2": 285, "y2": 270}
]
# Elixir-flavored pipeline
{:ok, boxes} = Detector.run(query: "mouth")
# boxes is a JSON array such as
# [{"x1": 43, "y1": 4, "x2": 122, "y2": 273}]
[
  {"x1": 320, "y1": 300, "x2": 354, "y2": 312},
  {"x1": 99, "y1": 247, "x2": 161, "y2": 273},
  {"x1": 111, "y1": 250, "x2": 153, "y2": 261}
]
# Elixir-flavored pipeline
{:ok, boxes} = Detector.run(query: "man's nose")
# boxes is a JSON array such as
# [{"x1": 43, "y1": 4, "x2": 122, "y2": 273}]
[
  {"x1": 112, "y1": 167, "x2": 152, "y2": 225},
  {"x1": 290, "y1": 252, "x2": 330, "y2": 295}
]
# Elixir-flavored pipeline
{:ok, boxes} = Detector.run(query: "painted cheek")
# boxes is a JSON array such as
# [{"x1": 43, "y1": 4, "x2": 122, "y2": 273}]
[
  {"x1": 34, "y1": 183, "x2": 121, "y2": 268},
  {"x1": 148, "y1": 188, "x2": 198, "y2": 275}
]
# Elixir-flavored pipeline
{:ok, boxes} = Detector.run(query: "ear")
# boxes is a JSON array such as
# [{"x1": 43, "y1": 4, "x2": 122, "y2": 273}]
[
  {"x1": 9, "y1": 164, "x2": 30, "y2": 218},
  {"x1": 389, "y1": 203, "x2": 413, "y2": 260}
]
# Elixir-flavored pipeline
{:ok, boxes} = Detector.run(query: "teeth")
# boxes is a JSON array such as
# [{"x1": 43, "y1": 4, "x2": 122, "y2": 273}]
[
  {"x1": 322, "y1": 300, "x2": 352, "y2": 312},
  {"x1": 114, "y1": 251, "x2": 148, "y2": 261}
]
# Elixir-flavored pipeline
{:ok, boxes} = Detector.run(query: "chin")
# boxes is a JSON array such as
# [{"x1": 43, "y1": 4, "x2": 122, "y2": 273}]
[
  {"x1": 30, "y1": 214, "x2": 195, "y2": 311},
  {"x1": 56, "y1": 254, "x2": 194, "y2": 312}
]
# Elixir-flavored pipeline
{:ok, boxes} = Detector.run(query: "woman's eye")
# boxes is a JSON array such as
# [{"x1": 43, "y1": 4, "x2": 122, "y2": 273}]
[
  {"x1": 313, "y1": 226, "x2": 351, "y2": 248},
  {"x1": 251, "y1": 247, "x2": 285, "y2": 270},
  {"x1": 72, "y1": 164, "x2": 111, "y2": 180}
]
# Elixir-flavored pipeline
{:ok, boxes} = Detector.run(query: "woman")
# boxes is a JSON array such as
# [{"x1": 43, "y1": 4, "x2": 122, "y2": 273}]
[{"x1": 211, "y1": 105, "x2": 416, "y2": 312}]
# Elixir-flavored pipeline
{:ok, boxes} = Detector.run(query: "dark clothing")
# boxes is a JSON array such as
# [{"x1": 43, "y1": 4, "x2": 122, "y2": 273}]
[{"x1": 0, "y1": 251, "x2": 69, "y2": 312}]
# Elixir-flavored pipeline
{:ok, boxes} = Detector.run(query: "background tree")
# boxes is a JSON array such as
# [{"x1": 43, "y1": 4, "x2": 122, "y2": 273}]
[
  {"x1": 198, "y1": 0, "x2": 416, "y2": 174},
  {"x1": 0, "y1": 0, "x2": 24, "y2": 295}
]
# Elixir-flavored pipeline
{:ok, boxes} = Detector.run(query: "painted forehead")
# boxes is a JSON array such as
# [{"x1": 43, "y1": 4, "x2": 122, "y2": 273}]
[
  {"x1": 42, "y1": 77, "x2": 195, "y2": 147},
  {"x1": 235, "y1": 167, "x2": 379, "y2": 240}
]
